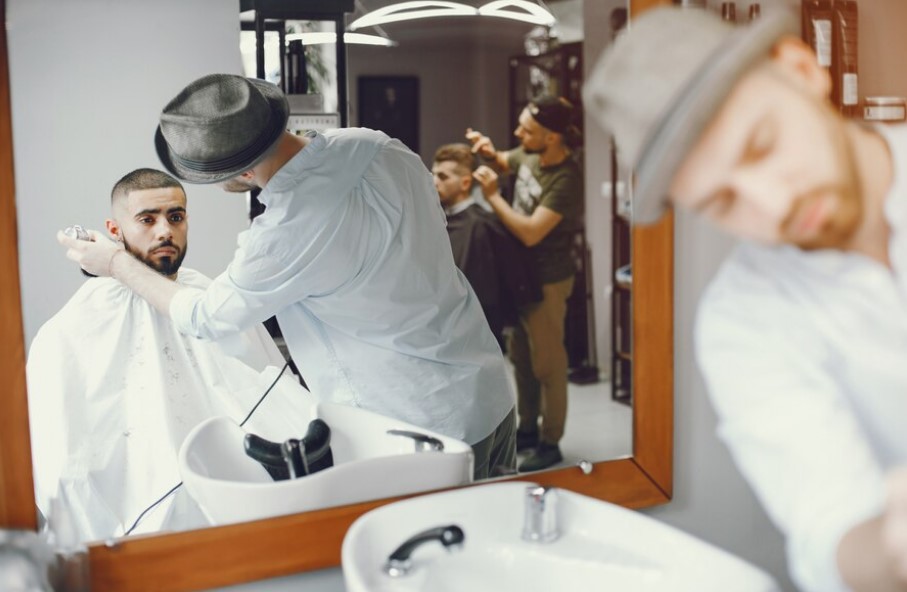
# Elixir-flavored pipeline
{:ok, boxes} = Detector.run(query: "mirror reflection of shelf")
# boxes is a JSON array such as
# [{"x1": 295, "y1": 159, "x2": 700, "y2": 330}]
[
  {"x1": 603, "y1": 179, "x2": 631, "y2": 223},
  {"x1": 610, "y1": 141, "x2": 632, "y2": 406},
  {"x1": 614, "y1": 179, "x2": 631, "y2": 223},
  {"x1": 615, "y1": 263, "x2": 631, "y2": 290}
]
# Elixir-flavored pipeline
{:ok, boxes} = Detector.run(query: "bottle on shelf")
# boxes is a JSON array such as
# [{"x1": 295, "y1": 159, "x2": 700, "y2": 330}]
[
  {"x1": 748, "y1": 3, "x2": 761, "y2": 21},
  {"x1": 832, "y1": 0, "x2": 860, "y2": 118}
]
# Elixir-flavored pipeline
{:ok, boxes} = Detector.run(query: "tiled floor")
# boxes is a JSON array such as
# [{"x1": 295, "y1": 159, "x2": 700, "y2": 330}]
[
  {"x1": 504, "y1": 365, "x2": 634, "y2": 474},
  {"x1": 557, "y1": 379, "x2": 633, "y2": 466}
]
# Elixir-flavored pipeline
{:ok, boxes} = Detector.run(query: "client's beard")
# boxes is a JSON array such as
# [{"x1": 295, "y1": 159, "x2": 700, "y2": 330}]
[{"x1": 123, "y1": 238, "x2": 187, "y2": 277}]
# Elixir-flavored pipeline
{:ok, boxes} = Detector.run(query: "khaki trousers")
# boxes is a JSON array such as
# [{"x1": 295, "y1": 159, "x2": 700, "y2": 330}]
[{"x1": 509, "y1": 276, "x2": 574, "y2": 445}]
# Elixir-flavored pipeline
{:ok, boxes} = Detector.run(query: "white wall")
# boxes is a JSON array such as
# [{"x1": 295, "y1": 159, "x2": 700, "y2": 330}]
[
  {"x1": 9, "y1": 0, "x2": 248, "y2": 345},
  {"x1": 645, "y1": 211, "x2": 797, "y2": 591},
  {"x1": 583, "y1": 0, "x2": 624, "y2": 381},
  {"x1": 347, "y1": 18, "x2": 524, "y2": 166}
]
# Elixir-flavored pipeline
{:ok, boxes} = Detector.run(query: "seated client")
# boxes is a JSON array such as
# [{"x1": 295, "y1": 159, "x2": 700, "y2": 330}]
[{"x1": 28, "y1": 168, "x2": 309, "y2": 542}]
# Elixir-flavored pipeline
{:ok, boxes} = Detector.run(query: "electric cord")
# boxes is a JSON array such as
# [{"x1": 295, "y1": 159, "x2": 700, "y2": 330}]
[
  {"x1": 123, "y1": 359, "x2": 291, "y2": 536},
  {"x1": 237, "y1": 360, "x2": 290, "y2": 429}
]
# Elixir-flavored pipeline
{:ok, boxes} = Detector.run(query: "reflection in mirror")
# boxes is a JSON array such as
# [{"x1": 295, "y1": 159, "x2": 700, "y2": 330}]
[
  {"x1": 10, "y1": 0, "x2": 633, "y2": 550},
  {"x1": 239, "y1": 0, "x2": 636, "y2": 510},
  {"x1": 340, "y1": 0, "x2": 634, "y2": 475}
]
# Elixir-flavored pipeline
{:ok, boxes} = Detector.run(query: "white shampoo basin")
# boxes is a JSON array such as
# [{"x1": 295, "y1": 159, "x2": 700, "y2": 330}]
[
  {"x1": 178, "y1": 401, "x2": 473, "y2": 525},
  {"x1": 342, "y1": 481, "x2": 780, "y2": 592}
]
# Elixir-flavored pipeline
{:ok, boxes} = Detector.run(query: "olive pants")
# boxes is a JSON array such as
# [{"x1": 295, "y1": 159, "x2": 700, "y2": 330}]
[
  {"x1": 471, "y1": 407, "x2": 516, "y2": 480},
  {"x1": 509, "y1": 276, "x2": 574, "y2": 445}
]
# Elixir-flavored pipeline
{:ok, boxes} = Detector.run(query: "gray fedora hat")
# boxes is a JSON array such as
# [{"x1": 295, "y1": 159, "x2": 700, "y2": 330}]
[
  {"x1": 155, "y1": 74, "x2": 289, "y2": 184},
  {"x1": 583, "y1": 6, "x2": 798, "y2": 225}
]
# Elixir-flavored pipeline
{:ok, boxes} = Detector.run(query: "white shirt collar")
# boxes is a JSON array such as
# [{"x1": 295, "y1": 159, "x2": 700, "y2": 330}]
[
  {"x1": 260, "y1": 131, "x2": 325, "y2": 200},
  {"x1": 445, "y1": 196, "x2": 476, "y2": 216}
]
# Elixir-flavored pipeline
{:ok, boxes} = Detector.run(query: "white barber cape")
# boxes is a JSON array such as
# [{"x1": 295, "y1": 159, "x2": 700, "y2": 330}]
[{"x1": 27, "y1": 268, "x2": 311, "y2": 543}]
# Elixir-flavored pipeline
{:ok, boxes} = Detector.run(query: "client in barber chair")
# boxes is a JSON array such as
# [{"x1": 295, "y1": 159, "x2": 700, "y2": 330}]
[{"x1": 27, "y1": 168, "x2": 309, "y2": 543}]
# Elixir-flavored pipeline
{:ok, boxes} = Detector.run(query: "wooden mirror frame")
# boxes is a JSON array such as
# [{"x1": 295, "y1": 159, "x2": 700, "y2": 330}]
[{"x1": 0, "y1": 1, "x2": 672, "y2": 589}]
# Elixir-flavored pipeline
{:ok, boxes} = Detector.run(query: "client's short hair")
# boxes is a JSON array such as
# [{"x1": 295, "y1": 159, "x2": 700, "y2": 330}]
[
  {"x1": 111, "y1": 168, "x2": 184, "y2": 205},
  {"x1": 433, "y1": 143, "x2": 477, "y2": 177}
]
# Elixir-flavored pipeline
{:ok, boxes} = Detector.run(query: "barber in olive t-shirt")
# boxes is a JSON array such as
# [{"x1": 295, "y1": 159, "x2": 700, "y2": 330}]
[{"x1": 466, "y1": 96, "x2": 583, "y2": 473}]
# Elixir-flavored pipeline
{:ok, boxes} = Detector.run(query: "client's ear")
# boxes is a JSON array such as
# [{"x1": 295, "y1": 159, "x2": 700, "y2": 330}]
[{"x1": 104, "y1": 218, "x2": 122, "y2": 241}]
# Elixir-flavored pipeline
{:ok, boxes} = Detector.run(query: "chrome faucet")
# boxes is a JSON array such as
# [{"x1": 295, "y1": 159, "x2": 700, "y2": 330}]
[
  {"x1": 383, "y1": 524, "x2": 464, "y2": 577},
  {"x1": 522, "y1": 485, "x2": 559, "y2": 543},
  {"x1": 386, "y1": 429, "x2": 445, "y2": 452}
]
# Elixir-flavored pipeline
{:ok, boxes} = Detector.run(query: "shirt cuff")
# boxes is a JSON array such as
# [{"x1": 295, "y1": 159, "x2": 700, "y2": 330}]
[
  {"x1": 169, "y1": 286, "x2": 205, "y2": 337},
  {"x1": 790, "y1": 495, "x2": 883, "y2": 592}
]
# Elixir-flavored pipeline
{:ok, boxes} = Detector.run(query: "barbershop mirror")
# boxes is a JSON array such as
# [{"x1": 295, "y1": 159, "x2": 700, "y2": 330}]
[{"x1": 1, "y1": 0, "x2": 672, "y2": 589}]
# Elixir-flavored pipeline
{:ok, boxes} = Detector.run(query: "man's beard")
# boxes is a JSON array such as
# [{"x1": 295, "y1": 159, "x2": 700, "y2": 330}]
[
  {"x1": 780, "y1": 116, "x2": 863, "y2": 251},
  {"x1": 522, "y1": 142, "x2": 544, "y2": 155},
  {"x1": 123, "y1": 237, "x2": 187, "y2": 277},
  {"x1": 780, "y1": 186, "x2": 862, "y2": 251}
]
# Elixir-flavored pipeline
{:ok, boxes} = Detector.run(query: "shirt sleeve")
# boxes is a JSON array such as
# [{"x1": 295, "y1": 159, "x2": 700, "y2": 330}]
[
  {"x1": 695, "y1": 277, "x2": 884, "y2": 592},
  {"x1": 171, "y1": 188, "x2": 369, "y2": 340},
  {"x1": 539, "y1": 168, "x2": 581, "y2": 217},
  {"x1": 506, "y1": 148, "x2": 523, "y2": 173},
  {"x1": 170, "y1": 252, "x2": 306, "y2": 341}
]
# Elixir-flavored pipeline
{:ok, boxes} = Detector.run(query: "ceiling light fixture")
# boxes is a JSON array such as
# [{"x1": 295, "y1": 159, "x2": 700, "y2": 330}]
[
  {"x1": 478, "y1": 0, "x2": 555, "y2": 26},
  {"x1": 286, "y1": 32, "x2": 398, "y2": 46},
  {"x1": 349, "y1": 1, "x2": 477, "y2": 31},
  {"x1": 348, "y1": 0, "x2": 555, "y2": 31}
]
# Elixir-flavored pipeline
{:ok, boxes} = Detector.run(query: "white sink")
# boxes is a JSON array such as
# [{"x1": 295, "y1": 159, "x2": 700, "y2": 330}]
[
  {"x1": 178, "y1": 399, "x2": 473, "y2": 525},
  {"x1": 342, "y1": 482, "x2": 779, "y2": 592}
]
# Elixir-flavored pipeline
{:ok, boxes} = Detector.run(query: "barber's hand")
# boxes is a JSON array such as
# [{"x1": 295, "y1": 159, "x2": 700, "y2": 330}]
[
  {"x1": 465, "y1": 127, "x2": 496, "y2": 161},
  {"x1": 57, "y1": 228, "x2": 124, "y2": 277},
  {"x1": 473, "y1": 165, "x2": 500, "y2": 199},
  {"x1": 882, "y1": 468, "x2": 907, "y2": 584}
]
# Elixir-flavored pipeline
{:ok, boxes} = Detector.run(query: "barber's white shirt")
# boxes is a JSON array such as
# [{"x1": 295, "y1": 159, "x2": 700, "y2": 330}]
[
  {"x1": 695, "y1": 124, "x2": 907, "y2": 592},
  {"x1": 171, "y1": 128, "x2": 515, "y2": 445}
]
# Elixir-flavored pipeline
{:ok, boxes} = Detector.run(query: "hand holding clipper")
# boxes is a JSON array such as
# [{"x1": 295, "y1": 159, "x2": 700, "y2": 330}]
[
  {"x1": 59, "y1": 225, "x2": 122, "y2": 278},
  {"x1": 62, "y1": 225, "x2": 97, "y2": 277}
]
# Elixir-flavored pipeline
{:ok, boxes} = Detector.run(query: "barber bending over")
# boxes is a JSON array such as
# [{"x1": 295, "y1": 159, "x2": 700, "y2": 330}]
[{"x1": 58, "y1": 75, "x2": 516, "y2": 480}]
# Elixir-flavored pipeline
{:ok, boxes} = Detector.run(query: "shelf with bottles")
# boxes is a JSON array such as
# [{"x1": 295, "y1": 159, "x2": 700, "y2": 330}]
[
  {"x1": 801, "y1": 0, "x2": 861, "y2": 118},
  {"x1": 716, "y1": 1, "x2": 762, "y2": 24}
]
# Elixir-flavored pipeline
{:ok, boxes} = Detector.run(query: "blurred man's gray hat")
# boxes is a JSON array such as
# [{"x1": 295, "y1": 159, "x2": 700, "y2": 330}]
[
  {"x1": 155, "y1": 74, "x2": 289, "y2": 184},
  {"x1": 583, "y1": 6, "x2": 798, "y2": 225}
]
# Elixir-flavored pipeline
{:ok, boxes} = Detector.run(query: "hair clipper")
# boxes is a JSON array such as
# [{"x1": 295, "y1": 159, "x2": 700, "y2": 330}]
[{"x1": 63, "y1": 224, "x2": 97, "y2": 277}]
